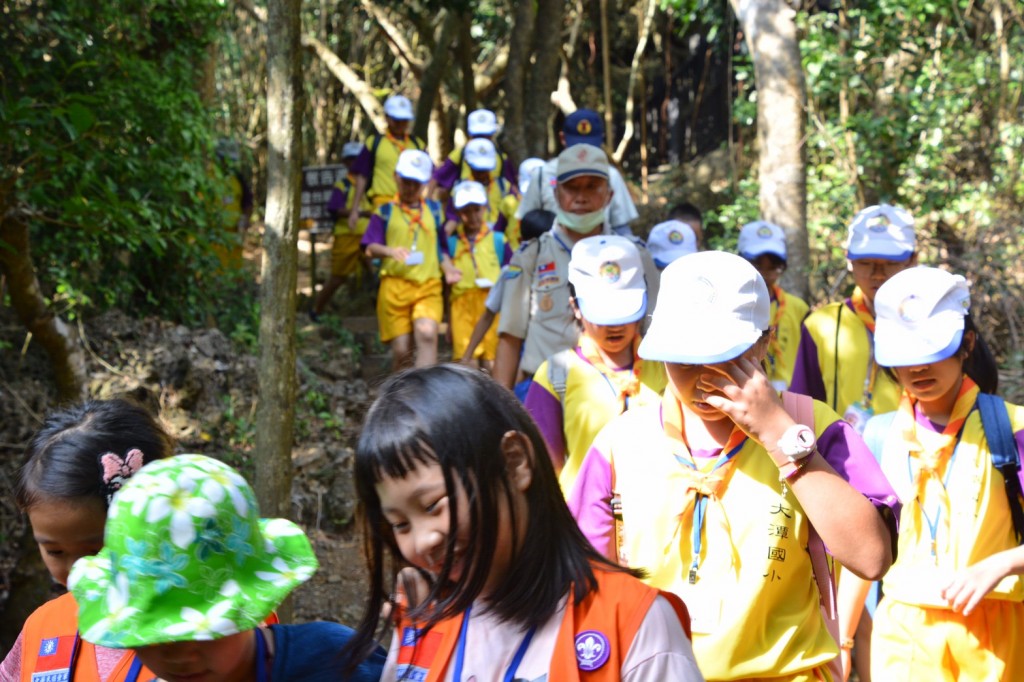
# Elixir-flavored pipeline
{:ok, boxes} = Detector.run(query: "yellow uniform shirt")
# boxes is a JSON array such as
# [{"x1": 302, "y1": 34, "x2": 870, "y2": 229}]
[
  {"x1": 572, "y1": 399, "x2": 851, "y2": 680},
  {"x1": 797, "y1": 299, "x2": 902, "y2": 418},
  {"x1": 448, "y1": 225, "x2": 504, "y2": 298},
  {"x1": 363, "y1": 133, "x2": 425, "y2": 202},
  {"x1": 879, "y1": 402, "x2": 1024, "y2": 607},
  {"x1": 376, "y1": 201, "x2": 443, "y2": 284},
  {"x1": 767, "y1": 288, "x2": 809, "y2": 390},
  {"x1": 528, "y1": 348, "x2": 666, "y2": 495}
]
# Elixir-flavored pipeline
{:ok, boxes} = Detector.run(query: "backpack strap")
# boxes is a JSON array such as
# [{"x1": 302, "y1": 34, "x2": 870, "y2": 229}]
[
  {"x1": 547, "y1": 349, "x2": 574, "y2": 405},
  {"x1": 425, "y1": 199, "x2": 443, "y2": 234},
  {"x1": 492, "y1": 229, "x2": 505, "y2": 261},
  {"x1": 977, "y1": 393, "x2": 1024, "y2": 545},
  {"x1": 366, "y1": 133, "x2": 384, "y2": 193},
  {"x1": 780, "y1": 391, "x2": 843, "y2": 682}
]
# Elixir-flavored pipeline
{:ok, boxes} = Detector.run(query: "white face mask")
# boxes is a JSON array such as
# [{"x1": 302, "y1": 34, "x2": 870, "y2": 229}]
[{"x1": 556, "y1": 206, "x2": 606, "y2": 234}]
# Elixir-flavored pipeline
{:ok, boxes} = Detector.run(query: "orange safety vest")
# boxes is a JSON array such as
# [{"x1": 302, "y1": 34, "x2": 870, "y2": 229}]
[
  {"x1": 20, "y1": 592, "x2": 155, "y2": 682},
  {"x1": 394, "y1": 565, "x2": 691, "y2": 681}
]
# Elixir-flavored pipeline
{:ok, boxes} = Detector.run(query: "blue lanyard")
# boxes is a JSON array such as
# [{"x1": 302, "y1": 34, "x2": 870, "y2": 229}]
[
  {"x1": 674, "y1": 439, "x2": 747, "y2": 584},
  {"x1": 452, "y1": 604, "x2": 538, "y2": 682},
  {"x1": 124, "y1": 628, "x2": 269, "y2": 682},
  {"x1": 62, "y1": 633, "x2": 82, "y2": 681}
]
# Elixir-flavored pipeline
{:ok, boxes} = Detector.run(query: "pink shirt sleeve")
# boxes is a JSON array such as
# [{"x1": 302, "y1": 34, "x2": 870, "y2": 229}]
[
  {"x1": 566, "y1": 443, "x2": 616, "y2": 560},
  {"x1": 0, "y1": 630, "x2": 23, "y2": 682}
]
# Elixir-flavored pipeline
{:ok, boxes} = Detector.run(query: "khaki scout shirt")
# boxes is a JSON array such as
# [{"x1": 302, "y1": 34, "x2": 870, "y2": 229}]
[{"x1": 498, "y1": 224, "x2": 660, "y2": 376}]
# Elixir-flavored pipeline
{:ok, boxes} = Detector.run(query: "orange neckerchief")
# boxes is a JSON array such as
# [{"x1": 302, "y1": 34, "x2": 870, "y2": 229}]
[
  {"x1": 767, "y1": 285, "x2": 787, "y2": 373},
  {"x1": 454, "y1": 223, "x2": 490, "y2": 277},
  {"x1": 661, "y1": 392, "x2": 745, "y2": 581},
  {"x1": 850, "y1": 287, "x2": 876, "y2": 334},
  {"x1": 385, "y1": 130, "x2": 411, "y2": 154},
  {"x1": 896, "y1": 375, "x2": 978, "y2": 560},
  {"x1": 393, "y1": 198, "x2": 425, "y2": 243},
  {"x1": 577, "y1": 334, "x2": 642, "y2": 413}
]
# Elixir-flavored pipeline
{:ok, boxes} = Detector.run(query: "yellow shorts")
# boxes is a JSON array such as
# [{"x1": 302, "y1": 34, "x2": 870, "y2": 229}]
[
  {"x1": 727, "y1": 668, "x2": 833, "y2": 682},
  {"x1": 377, "y1": 276, "x2": 443, "y2": 343},
  {"x1": 331, "y1": 233, "x2": 363, "y2": 278},
  {"x1": 450, "y1": 288, "x2": 499, "y2": 361},
  {"x1": 871, "y1": 597, "x2": 1024, "y2": 681}
]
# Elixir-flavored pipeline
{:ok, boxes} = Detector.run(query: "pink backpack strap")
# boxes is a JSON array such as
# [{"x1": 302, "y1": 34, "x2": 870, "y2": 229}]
[{"x1": 781, "y1": 392, "x2": 842, "y2": 678}]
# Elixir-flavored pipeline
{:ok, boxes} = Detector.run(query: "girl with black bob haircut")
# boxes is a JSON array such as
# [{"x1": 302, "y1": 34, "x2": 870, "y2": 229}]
[{"x1": 345, "y1": 364, "x2": 701, "y2": 680}]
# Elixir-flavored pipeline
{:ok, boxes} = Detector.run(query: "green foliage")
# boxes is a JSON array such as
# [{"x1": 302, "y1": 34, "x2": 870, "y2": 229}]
[
  {"x1": 1, "y1": 0, "x2": 245, "y2": 326},
  {"x1": 712, "y1": 0, "x2": 1024, "y2": 366}
]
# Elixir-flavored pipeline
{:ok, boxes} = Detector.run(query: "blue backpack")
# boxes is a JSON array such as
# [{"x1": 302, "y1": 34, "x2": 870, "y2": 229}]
[{"x1": 864, "y1": 393, "x2": 1024, "y2": 544}]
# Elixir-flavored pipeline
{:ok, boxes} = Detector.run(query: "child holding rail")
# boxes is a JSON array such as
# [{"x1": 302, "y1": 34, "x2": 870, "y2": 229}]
[
  {"x1": 1, "y1": 398, "x2": 175, "y2": 681},
  {"x1": 345, "y1": 364, "x2": 703, "y2": 681},
  {"x1": 860, "y1": 266, "x2": 1024, "y2": 680}
]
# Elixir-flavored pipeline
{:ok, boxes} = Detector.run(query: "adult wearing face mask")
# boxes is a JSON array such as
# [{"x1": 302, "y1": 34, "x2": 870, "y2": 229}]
[
  {"x1": 493, "y1": 144, "x2": 660, "y2": 392},
  {"x1": 516, "y1": 109, "x2": 640, "y2": 237}
]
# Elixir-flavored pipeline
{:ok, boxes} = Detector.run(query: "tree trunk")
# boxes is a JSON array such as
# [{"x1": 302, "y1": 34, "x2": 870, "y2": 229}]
[
  {"x1": 613, "y1": 0, "x2": 657, "y2": 162},
  {"x1": 730, "y1": 0, "x2": 809, "y2": 299},
  {"x1": 413, "y1": 11, "x2": 460, "y2": 143},
  {"x1": 599, "y1": 0, "x2": 613, "y2": 149},
  {"x1": 256, "y1": 0, "x2": 301, "y2": 545},
  {"x1": 0, "y1": 183, "x2": 86, "y2": 403},
  {"x1": 524, "y1": 0, "x2": 566, "y2": 158},
  {"x1": 457, "y1": 12, "x2": 477, "y2": 114},
  {"x1": 502, "y1": 0, "x2": 536, "y2": 161}
]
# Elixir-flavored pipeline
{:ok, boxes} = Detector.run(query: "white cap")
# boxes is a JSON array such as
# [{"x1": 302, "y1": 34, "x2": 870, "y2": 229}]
[
  {"x1": 464, "y1": 138, "x2": 497, "y2": 171},
  {"x1": 639, "y1": 251, "x2": 770, "y2": 364},
  {"x1": 518, "y1": 157, "x2": 545, "y2": 194},
  {"x1": 453, "y1": 181, "x2": 488, "y2": 210},
  {"x1": 568, "y1": 236, "x2": 647, "y2": 325},
  {"x1": 846, "y1": 204, "x2": 916, "y2": 261},
  {"x1": 874, "y1": 266, "x2": 970, "y2": 367},
  {"x1": 394, "y1": 149, "x2": 433, "y2": 183},
  {"x1": 738, "y1": 220, "x2": 787, "y2": 261},
  {"x1": 647, "y1": 220, "x2": 698, "y2": 268},
  {"x1": 383, "y1": 95, "x2": 414, "y2": 121},
  {"x1": 341, "y1": 141, "x2": 364, "y2": 159},
  {"x1": 557, "y1": 144, "x2": 609, "y2": 182},
  {"x1": 467, "y1": 109, "x2": 498, "y2": 136}
]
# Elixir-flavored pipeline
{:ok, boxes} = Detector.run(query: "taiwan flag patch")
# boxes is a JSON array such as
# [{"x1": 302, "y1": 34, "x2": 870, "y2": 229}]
[{"x1": 31, "y1": 635, "x2": 76, "y2": 682}]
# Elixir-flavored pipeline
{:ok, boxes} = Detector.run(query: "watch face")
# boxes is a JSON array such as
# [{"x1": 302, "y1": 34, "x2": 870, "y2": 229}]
[{"x1": 796, "y1": 427, "x2": 815, "y2": 447}]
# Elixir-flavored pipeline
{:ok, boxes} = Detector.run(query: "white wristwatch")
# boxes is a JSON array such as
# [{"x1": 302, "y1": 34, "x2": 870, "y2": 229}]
[
  {"x1": 776, "y1": 424, "x2": 816, "y2": 480},
  {"x1": 778, "y1": 424, "x2": 816, "y2": 461}
]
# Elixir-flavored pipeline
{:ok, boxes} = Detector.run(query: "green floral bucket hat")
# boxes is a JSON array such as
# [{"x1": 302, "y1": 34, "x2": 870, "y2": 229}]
[{"x1": 68, "y1": 454, "x2": 318, "y2": 648}]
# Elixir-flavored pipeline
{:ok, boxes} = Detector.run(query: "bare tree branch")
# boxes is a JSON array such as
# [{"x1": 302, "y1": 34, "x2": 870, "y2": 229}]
[
  {"x1": 301, "y1": 35, "x2": 387, "y2": 132},
  {"x1": 360, "y1": 0, "x2": 425, "y2": 77},
  {"x1": 612, "y1": 0, "x2": 657, "y2": 162}
]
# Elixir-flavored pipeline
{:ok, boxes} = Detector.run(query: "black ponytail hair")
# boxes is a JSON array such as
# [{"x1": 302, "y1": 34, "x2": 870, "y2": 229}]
[
  {"x1": 15, "y1": 398, "x2": 175, "y2": 511},
  {"x1": 963, "y1": 315, "x2": 999, "y2": 394}
]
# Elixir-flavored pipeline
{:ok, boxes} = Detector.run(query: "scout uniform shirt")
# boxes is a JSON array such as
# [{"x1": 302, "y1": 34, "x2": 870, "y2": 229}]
[
  {"x1": 567, "y1": 394, "x2": 900, "y2": 681},
  {"x1": 498, "y1": 225, "x2": 661, "y2": 377},
  {"x1": 349, "y1": 133, "x2": 427, "y2": 206},
  {"x1": 526, "y1": 346, "x2": 667, "y2": 494},
  {"x1": 790, "y1": 293, "x2": 902, "y2": 431},
  {"x1": 876, "y1": 397, "x2": 1024, "y2": 608},
  {"x1": 766, "y1": 286, "x2": 810, "y2": 391}
]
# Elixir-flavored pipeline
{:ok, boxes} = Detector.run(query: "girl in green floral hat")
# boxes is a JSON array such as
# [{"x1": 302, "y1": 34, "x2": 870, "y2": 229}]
[
  {"x1": 67, "y1": 454, "x2": 385, "y2": 682},
  {"x1": 2, "y1": 398, "x2": 174, "y2": 682}
]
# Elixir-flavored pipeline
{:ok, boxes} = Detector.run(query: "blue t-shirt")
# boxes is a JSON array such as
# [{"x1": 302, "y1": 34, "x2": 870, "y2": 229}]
[{"x1": 270, "y1": 621, "x2": 386, "y2": 681}]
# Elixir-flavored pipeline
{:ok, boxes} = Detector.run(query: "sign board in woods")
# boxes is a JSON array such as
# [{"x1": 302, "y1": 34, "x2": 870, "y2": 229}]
[
  {"x1": 300, "y1": 164, "x2": 348, "y2": 230},
  {"x1": 300, "y1": 164, "x2": 347, "y2": 289}
]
